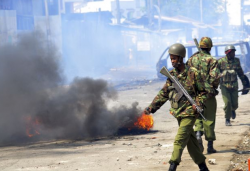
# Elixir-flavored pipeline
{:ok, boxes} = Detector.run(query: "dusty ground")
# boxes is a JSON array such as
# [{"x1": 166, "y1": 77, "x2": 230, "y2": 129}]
[
  {"x1": 228, "y1": 130, "x2": 250, "y2": 171},
  {"x1": 0, "y1": 78, "x2": 250, "y2": 171}
]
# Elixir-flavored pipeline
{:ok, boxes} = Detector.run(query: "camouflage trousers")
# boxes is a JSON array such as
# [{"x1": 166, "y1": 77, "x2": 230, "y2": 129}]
[
  {"x1": 194, "y1": 96, "x2": 217, "y2": 141},
  {"x1": 170, "y1": 117, "x2": 206, "y2": 165},
  {"x1": 221, "y1": 85, "x2": 238, "y2": 119}
]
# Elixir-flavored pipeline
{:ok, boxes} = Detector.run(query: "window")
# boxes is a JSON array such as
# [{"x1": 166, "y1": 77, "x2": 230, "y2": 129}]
[
  {"x1": 241, "y1": 44, "x2": 248, "y2": 55},
  {"x1": 217, "y1": 46, "x2": 226, "y2": 56},
  {"x1": 210, "y1": 48, "x2": 216, "y2": 56},
  {"x1": 192, "y1": 47, "x2": 197, "y2": 54}
]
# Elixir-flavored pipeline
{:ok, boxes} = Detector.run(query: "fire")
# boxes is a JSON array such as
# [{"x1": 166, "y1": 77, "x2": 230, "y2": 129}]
[
  {"x1": 25, "y1": 116, "x2": 41, "y2": 138},
  {"x1": 133, "y1": 113, "x2": 154, "y2": 130}
]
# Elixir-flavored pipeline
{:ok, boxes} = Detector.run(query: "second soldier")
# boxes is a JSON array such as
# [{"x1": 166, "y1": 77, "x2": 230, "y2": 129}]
[{"x1": 187, "y1": 37, "x2": 220, "y2": 154}]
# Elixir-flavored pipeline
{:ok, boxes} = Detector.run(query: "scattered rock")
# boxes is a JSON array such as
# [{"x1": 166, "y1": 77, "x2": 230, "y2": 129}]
[{"x1": 208, "y1": 159, "x2": 216, "y2": 165}]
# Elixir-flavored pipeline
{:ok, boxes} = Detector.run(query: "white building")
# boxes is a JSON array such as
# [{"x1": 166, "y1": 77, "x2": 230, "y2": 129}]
[{"x1": 63, "y1": 0, "x2": 145, "y2": 23}]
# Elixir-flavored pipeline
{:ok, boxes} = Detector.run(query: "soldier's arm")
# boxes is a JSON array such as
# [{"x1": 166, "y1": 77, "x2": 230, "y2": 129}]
[
  {"x1": 235, "y1": 59, "x2": 248, "y2": 86},
  {"x1": 208, "y1": 59, "x2": 220, "y2": 89},
  {"x1": 147, "y1": 80, "x2": 170, "y2": 113}
]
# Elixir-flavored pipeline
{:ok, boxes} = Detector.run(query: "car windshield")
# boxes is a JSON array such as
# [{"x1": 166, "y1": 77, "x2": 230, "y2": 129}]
[{"x1": 161, "y1": 42, "x2": 249, "y2": 70}]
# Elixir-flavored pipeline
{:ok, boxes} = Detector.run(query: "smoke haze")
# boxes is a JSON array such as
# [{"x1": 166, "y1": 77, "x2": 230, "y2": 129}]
[{"x1": 0, "y1": 31, "x2": 142, "y2": 144}]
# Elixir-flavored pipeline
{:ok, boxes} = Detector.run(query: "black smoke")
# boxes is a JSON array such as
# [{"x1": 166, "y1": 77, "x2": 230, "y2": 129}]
[{"x1": 0, "y1": 31, "x2": 142, "y2": 144}]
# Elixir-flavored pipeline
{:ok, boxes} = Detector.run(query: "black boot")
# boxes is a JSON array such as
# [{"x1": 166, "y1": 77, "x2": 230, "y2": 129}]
[
  {"x1": 207, "y1": 141, "x2": 217, "y2": 154},
  {"x1": 225, "y1": 119, "x2": 232, "y2": 126},
  {"x1": 198, "y1": 162, "x2": 209, "y2": 171},
  {"x1": 196, "y1": 131, "x2": 204, "y2": 152},
  {"x1": 232, "y1": 110, "x2": 236, "y2": 119},
  {"x1": 168, "y1": 162, "x2": 178, "y2": 171}
]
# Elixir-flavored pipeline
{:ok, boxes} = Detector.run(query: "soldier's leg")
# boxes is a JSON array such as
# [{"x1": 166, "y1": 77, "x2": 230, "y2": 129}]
[
  {"x1": 186, "y1": 129, "x2": 206, "y2": 164},
  {"x1": 203, "y1": 96, "x2": 217, "y2": 153},
  {"x1": 203, "y1": 96, "x2": 216, "y2": 141},
  {"x1": 194, "y1": 117, "x2": 203, "y2": 132},
  {"x1": 194, "y1": 116, "x2": 204, "y2": 152},
  {"x1": 169, "y1": 117, "x2": 197, "y2": 164},
  {"x1": 221, "y1": 86, "x2": 233, "y2": 125},
  {"x1": 231, "y1": 89, "x2": 239, "y2": 111}
]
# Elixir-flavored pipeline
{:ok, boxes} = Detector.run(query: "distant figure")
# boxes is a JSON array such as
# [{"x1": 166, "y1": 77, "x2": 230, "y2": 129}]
[
  {"x1": 186, "y1": 37, "x2": 220, "y2": 154},
  {"x1": 144, "y1": 43, "x2": 210, "y2": 171},
  {"x1": 217, "y1": 45, "x2": 250, "y2": 126}
]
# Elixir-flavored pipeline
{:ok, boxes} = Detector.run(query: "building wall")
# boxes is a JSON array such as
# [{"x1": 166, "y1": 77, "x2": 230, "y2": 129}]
[{"x1": 0, "y1": 10, "x2": 17, "y2": 45}]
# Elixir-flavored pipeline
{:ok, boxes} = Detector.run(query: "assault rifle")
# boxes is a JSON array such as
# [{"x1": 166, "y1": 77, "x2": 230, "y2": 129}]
[
  {"x1": 160, "y1": 66, "x2": 207, "y2": 121},
  {"x1": 194, "y1": 38, "x2": 201, "y2": 53}
]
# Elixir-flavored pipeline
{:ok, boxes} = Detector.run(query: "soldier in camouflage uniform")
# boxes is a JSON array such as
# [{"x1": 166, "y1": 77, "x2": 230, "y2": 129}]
[
  {"x1": 217, "y1": 45, "x2": 249, "y2": 126},
  {"x1": 144, "y1": 43, "x2": 210, "y2": 171},
  {"x1": 186, "y1": 37, "x2": 220, "y2": 154}
]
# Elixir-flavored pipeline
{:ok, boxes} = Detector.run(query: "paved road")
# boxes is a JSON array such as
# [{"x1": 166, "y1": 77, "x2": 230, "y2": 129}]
[{"x1": 0, "y1": 79, "x2": 249, "y2": 171}]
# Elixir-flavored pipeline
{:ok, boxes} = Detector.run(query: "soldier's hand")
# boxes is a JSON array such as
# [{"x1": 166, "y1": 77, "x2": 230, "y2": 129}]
[
  {"x1": 192, "y1": 104, "x2": 197, "y2": 111},
  {"x1": 242, "y1": 86, "x2": 249, "y2": 95},
  {"x1": 144, "y1": 107, "x2": 152, "y2": 115}
]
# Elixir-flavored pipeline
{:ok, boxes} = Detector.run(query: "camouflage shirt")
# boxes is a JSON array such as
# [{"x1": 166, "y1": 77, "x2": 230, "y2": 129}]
[
  {"x1": 217, "y1": 56, "x2": 246, "y2": 90},
  {"x1": 149, "y1": 65, "x2": 210, "y2": 119},
  {"x1": 186, "y1": 50, "x2": 220, "y2": 96}
]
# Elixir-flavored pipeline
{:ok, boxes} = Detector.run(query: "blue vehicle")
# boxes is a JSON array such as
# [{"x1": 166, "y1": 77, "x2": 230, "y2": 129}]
[{"x1": 156, "y1": 41, "x2": 250, "y2": 78}]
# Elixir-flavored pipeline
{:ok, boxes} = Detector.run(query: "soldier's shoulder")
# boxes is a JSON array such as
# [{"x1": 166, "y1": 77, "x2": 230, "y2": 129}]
[
  {"x1": 206, "y1": 55, "x2": 217, "y2": 62},
  {"x1": 217, "y1": 56, "x2": 226, "y2": 62},
  {"x1": 192, "y1": 51, "x2": 200, "y2": 56},
  {"x1": 189, "y1": 52, "x2": 200, "y2": 59},
  {"x1": 202, "y1": 52, "x2": 214, "y2": 58}
]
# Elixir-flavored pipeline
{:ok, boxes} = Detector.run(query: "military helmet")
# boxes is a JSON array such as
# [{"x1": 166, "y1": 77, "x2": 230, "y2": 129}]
[
  {"x1": 199, "y1": 37, "x2": 213, "y2": 48},
  {"x1": 225, "y1": 45, "x2": 236, "y2": 52},
  {"x1": 168, "y1": 43, "x2": 186, "y2": 58}
]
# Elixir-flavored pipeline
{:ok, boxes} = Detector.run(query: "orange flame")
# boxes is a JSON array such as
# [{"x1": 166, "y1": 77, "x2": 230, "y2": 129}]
[
  {"x1": 133, "y1": 113, "x2": 154, "y2": 130},
  {"x1": 25, "y1": 116, "x2": 41, "y2": 138}
]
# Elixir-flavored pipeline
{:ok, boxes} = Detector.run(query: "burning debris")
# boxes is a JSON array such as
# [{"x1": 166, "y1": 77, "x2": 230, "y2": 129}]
[
  {"x1": 0, "y1": 31, "x2": 153, "y2": 144},
  {"x1": 25, "y1": 116, "x2": 41, "y2": 138},
  {"x1": 132, "y1": 113, "x2": 154, "y2": 131}
]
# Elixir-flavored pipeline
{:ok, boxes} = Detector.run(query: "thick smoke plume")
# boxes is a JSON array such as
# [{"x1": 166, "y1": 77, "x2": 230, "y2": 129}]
[{"x1": 0, "y1": 31, "x2": 142, "y2": 144}]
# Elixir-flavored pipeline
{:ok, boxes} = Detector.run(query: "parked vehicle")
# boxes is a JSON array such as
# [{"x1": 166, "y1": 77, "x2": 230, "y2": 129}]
[{"x1": 156, "y1": 41, "x2": 250, "y2": 78}]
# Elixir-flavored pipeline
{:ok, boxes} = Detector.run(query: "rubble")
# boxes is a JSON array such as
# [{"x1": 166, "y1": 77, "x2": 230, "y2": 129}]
[
  {"x1": 208, "y1": 159, "x2": 216, "y2": 165},
  {"x1": 228, "y1": 130, "x2": 250, "y2": 171}
]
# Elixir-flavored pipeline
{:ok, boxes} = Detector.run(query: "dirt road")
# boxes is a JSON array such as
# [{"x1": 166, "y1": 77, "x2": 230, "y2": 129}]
[{"x1": 0, "y1": 79, "x2": 250, "y2": 171}]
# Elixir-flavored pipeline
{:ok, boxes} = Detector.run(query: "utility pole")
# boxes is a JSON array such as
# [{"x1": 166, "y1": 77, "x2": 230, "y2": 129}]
[
  {"x1": 147, "y1": 0, "x2": 153, "y2": 29},
  {"x1": 116, "y1": 0, "x2": 121, "y2": 24},
  {"x1": 200, "y1": 0, "x2": 203, "y2": 23},
  {"x1": 44, "y1": 0, "x2": 51, "y2": 50},
  {"x1": 241, "y1": 0, "x2": 244, "y2": 39},
  {"x1": 154, "y1": 5, "x2": 161, "y2": 31}
]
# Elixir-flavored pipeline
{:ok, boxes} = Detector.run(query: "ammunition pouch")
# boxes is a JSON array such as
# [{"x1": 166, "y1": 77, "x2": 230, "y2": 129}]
[
  {"x1": 221, "y1": 70, "x2": 237, "y2": 83},
  {"x1": 168, "y1": 87, "x2": 186, "y2": 109}
]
